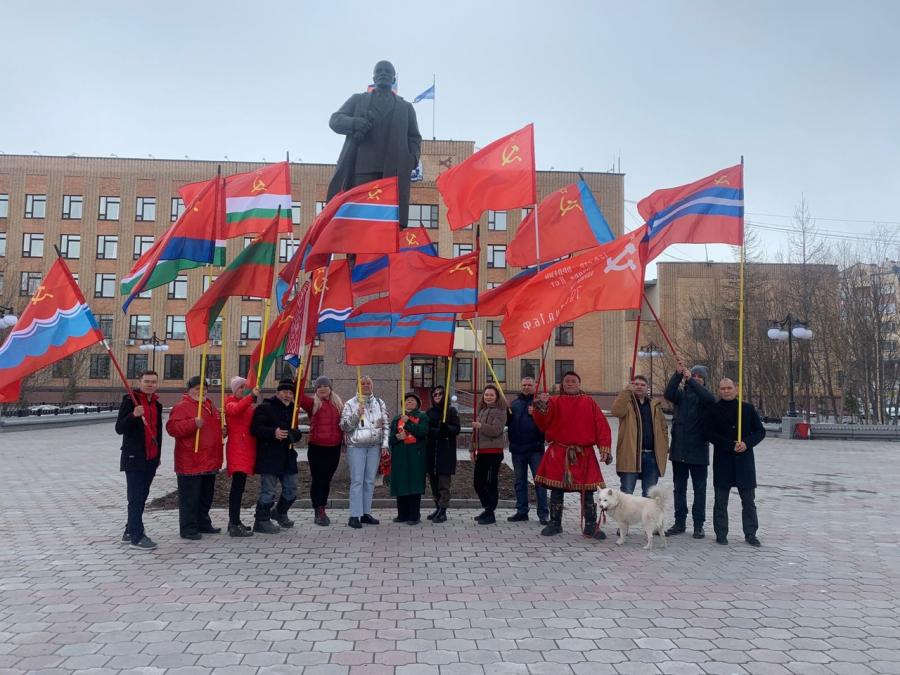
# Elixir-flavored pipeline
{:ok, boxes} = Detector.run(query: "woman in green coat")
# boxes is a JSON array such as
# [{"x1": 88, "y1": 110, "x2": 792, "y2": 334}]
[{"x1": 389, "y1": 393, "x2": 430, "y2": 524}]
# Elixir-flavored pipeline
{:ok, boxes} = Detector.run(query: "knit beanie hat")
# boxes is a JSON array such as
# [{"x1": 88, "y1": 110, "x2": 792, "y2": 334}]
[
  {"x1": 313, "y1": 376, "x2": 333, "y2": 389},
  {"x1": 277, "y1": 378, "x2": 295, "y2": 392},
  {"x1": 230, "y1": 376, "x2": 247, "y2": 394}
]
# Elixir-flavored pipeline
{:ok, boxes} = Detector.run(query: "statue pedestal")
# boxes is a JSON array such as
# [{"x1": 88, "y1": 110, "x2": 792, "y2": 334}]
[{"x1": 318, "y1": 333, "x2": 402, "y2": 415}]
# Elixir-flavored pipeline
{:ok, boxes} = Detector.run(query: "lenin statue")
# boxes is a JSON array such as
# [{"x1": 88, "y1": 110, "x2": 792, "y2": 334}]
[{"x1": 327, "y1": 60, "x2": 422, "y2": 228}]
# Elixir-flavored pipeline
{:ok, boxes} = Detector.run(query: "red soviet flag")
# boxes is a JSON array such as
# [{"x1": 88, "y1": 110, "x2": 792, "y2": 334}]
[
  {"x1": 436, "y1": 124, "x2": 536, "y2": 230},
  {"x1": 501, "y1": 228, "x2": 647, "y2": 357}
]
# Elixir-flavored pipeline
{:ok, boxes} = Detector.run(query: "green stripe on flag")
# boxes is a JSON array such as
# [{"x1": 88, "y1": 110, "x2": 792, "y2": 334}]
[{"x1": 226, "y1": 208, "x2": 290, "y2": 224}]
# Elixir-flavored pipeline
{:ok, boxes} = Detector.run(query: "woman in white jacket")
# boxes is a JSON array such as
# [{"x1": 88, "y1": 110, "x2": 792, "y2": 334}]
[{"x1": 340, "y1": 375, "x2": 390, "y2": 528}]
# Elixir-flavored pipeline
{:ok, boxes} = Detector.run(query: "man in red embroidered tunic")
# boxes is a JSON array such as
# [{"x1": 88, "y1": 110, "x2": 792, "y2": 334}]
[{"x1": 533, "y1": 370, "x2": 613, "y2": 538}]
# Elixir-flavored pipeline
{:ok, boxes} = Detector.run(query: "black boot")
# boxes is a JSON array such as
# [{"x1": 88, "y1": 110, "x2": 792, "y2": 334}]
[
  {"x1": 541, "y1": 502, "x2": 563, "y2": 536},
  {"x1": 427, "y1": 505, "x2": 440, "y2": 520},
  {"x1": 666, "y1": 522, "x2": 686, "y2": 536},
  {"x1": 253, "y1": 502, "x2": 281, "y2": 534},
  {"x1": 473, "y1": 510, "x2": 487, "y2": 521},
  {"x1": 432, "y1": 507, "x2": 447, "y2": 523},
  {"x1": 583, "y1": 500, "x2": 598, "y2": 537},
  {"x1": 228, "y1": 523, "x2": 253, "y2": 537},
  {"x1": 314, "y1": 506, "x2": 330, "y2": 527},
  {"x1": 273, "y1": 498, "x2": 295, "y2": 528}
]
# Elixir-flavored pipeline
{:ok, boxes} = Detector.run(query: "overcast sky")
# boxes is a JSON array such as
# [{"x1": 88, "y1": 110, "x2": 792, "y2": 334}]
[{"x1": 3, "y1": 1, "x2": 898, "y2": 272}]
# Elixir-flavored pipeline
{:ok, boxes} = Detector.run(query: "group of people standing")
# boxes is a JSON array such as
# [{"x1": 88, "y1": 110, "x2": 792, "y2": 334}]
[{"x1": 116, "y1": 359, "x2": 766, "y2": 551}]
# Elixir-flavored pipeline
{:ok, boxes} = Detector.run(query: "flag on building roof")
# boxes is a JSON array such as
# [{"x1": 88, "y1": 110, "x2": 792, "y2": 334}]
[
  {"x1": 0, "y1": 258, "x2": 105, "y2": 402},
  {"x1": 345, "y1": 297, "x2": 454, "y2": 365},
  {"x1": 501, "y1": 228, "x2": 647, "y2": 357},
  {"x1": 639, "y1": 163, "x2": 744, "y2": 262},
  {"x1": 436, "y1": 124, "x2": 536, "y2": 230},
  {"x1": 388, "y1": 250, "x2": 478, "y2": 316},
  {"x1": 185, "y1": 213, "x2": 279, "y2": 347},
  {"x1": 180, "y1": 162, "x2": 293, "y2": 239},
  {"x1": 413, "y1": 84, "x2": 435, "y2": 103},
  {"x1": 245, "y1": 282, "x2": 307, "y2": 389},
  {"x1": 351, "y1": 226, "x2": 437, "y2": 298},
  {"x1": 507, "y1": 179, "x2": 615, "y2": 267},
  {"x1": 120, "y1": 177, "x2": 225, "y2": 312}
]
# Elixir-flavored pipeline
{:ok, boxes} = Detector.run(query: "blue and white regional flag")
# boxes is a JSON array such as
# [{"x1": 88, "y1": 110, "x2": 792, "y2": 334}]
[{"x1": 413, "y1": 84, "x2": 435, "y2": 103}]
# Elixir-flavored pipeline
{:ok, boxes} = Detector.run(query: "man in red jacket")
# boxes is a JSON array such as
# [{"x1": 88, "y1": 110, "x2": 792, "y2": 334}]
[{"x1": 166, "y1": 376, "x2": 224, "y2": 540}]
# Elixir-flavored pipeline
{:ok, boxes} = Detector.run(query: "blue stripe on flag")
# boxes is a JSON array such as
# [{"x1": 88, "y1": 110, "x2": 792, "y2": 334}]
[
  {"x1": 577, "y1": 180, "x2": 614, "y2": 245},
  {"x1": 351, "y1": 256, "x2": 389, "y2": 283},
  {"x1": 161, "y1": 236, "x2": 217, "y2": 261},
  {"x1": 647, "y1": 201, "x2": 745, "y2": 238},
  {"x1": 0, "y1": 305, "x2": 97, "y2": 369},
  {"x1": 405, "y1": 287, "x2": 477, "y2": 309},
  {"x1": 335, "y1": 203, "x2": 400, "y2": 221},
  {"x1": 646, "y1": 186, "x2": 743, "y2": 229}
]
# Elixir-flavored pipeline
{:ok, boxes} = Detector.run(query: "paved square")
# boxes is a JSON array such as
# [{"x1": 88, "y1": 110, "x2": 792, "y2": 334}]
[{"x1": 0, "y1": 422, "x2": 898, "y2": 674}]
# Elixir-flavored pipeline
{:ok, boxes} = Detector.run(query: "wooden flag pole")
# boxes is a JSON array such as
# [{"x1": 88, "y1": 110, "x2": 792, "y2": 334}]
[
  {"x1": 442, "y1": 355, "x2": 452, "y2": 422},
  {"x1": 194, "y1": 343, "x2": 208, "y2": 453},
  {"x1": 220, "y1": 309, "x2": 227, "y2": 434},
  {"x1": 256, "y1": 298, "x2": 272, "y2": 386},
  {"x1": 466, "y1": 318, "x2": 508, "y2": 406},
  {"x1": 641, "y1": 292, "x2": 678, "y2": 356}
]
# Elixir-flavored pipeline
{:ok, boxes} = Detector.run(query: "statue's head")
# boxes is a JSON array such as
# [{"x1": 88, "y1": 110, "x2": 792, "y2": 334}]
[{"x1": 372, "y1": 61, "x2": 396, "y2": 90}]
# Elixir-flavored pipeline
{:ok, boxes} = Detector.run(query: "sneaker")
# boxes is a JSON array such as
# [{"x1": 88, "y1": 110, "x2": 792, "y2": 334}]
[
  {"x1": 473, "y1": 510, "x2": 487, "y2": 521},
  {"x1": 129, "y1": 536, "x2": 157, "y2": 551},
  {"x1": 180, "y1": 531, "x2": 202, "y2": 540},
  {"x1": 348, "y1": 517, "x2": 362, "y2": 529},
  {"x1": 716, "y1": 536, "x2": 728, "y2": 545},
  {"x1": 693, "y1": 527, "x2": 705, "y2": 539},
  {"x1": 228, "y1": 523, "x2": 253, "y2": 537},
  {"x1": 360, "y1": 514, "x2": 380, "y2": 525},
  {"x1": 507, "y1": 512, "x2": 529, "y2": 522},
  {"x1": 665, "y1": 524, "x2": 686, "y2": 536},
  {"x1": 253, "y1": 520, "x2": 281, "y2": 534},
  {"x1": 745, "y1": 535, "x2": 761, "y2": 547},
  {"x1": 476, "y1": 512, "x2": 496, "y2": 525}
]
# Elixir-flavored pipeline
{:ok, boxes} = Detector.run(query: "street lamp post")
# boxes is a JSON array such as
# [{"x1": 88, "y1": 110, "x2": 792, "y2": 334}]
[
  {"x1": 0, "y1": 305, "x2": 18, "y2": 329},
  {"x1": 767, "y1": 314, "x2": 813, "y2": 417},
  {"x1": 637, "y1": 341, "x2": 664, "y2": 397},
  {"x1": 139, "y1": 331, "x2": 169, "y2": 372}
]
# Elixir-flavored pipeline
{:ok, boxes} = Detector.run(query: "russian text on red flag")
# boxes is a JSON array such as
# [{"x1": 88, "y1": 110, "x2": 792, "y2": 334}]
[
  {"x1": 639, "y1": 164, "x2": 744, "y2": 262},
  {"x1": 0, "y1": 259, "x2": 105, "y2": 402},
  {"x1": 507, "y1": 179, "x2": 614, "y2": 267},
  {"x1": 501, "y1": 228, "x2": 647, "y2": 357},
  {"x1": 388, "y1": 250, "x2": 479, "y2": 316},
  {"x1": 436, "y1": 124, "x2": 537, "y2": 231}
]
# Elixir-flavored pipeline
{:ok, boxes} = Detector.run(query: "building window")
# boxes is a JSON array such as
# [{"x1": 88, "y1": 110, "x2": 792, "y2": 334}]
[
  {"x1": 273, "y1": 358, "x2": 292, "y2": 381},
  {"x1": 96, "y1": 235, "x2": 118, "y2": 259},
  {"x1": 453, "y1": 243, "x2": 473, "y2": 258},
  {"x1": 240, "y1": 315, "x2": 262, "y2": 340},
  {"x1": 291, "y1": 201, "x2": 302, "y2": 225},
  {"x1": 692, "y1": 318, "x2": 711, "y2": 340},
  {"x1": 167, "y1": 274, "x2": 188, "y2": 299},
  {"x1": 203, "y1": 274, "x2": 217, "y2": 292},
  {"x1": 0, "y1": 194, "x2": 8, "y2": 218},
  {"x1": 128, "y1": 315, "x2": 152, "y2": 340},
  {"x1": 163, "y1": 354, "x2": 184, "y2": 380},
  {"x1": 22, "y1": 233, "x2": 44, "y2": 258},
  {"x1": 94, "y1": 273, "x2": 116, "y2": 298},
  {"x1": 409, "y1": 204, "x2": 439, "y2": 228},
  {"x1": 487, "y1": 281, "x2": 502, "y2": 290},
  {"x1": 126, "y1": 354, "x2": 149, "y2": 379},
  {"x1": 0, "y1": 233, "x2": 5, "y2": 257},
  {"x1": 724, "y1": 318, "x2": 739, "y2": 342},
  {"x1": 52, "y1": 358, "x2": 74, "y2": 379},
  {"x1": 456, "y1": 357, "x2": 472, "y2": 382},
  {"x1": 488, "y1": 210, "x2": 508, "y2": 231},
  {"x1": 136, "y1": 197, "x2": 156, "y2": 222},
  {"x1": 411, "y1": 359, "x2": 436, "y2": 388},
  {"x1": 487, "y1": 245, "x2": 506, "y2": 269},
  {"x1": 309, "y1": 355, "x2": 324, "y2": 382},
  {"x1": 133, "y1": 235, "x2": 154, "y2": 260},
  {"x1": 25, "y1": 194, "x2": 47, "y2": 219},
  {"x1": 20, "y1": 272, "x2": 42, "y2": 297},
  {"x1": 520, "y1": 359, "x2": 541, "y2": 379},
  {"x1": 489, "y1": 358, "x2": 507, "y2": 383},
  {"x1": 486, "y1": 320, "x2": 505, "y2": 345},
  {"x1": 98, "y1": 196, "x2": 120, "y2": 221},
  {"x1": 165, "y1": 315, "x2": 186, "y2": 340},
  {"x1": 521, "y1": 207, "x2": 533, "y2": 220},
  {"x1": 280, "y1": 238, "x2": 299, "y2": 263},
  {"x1": 315, "y1": 201, "x2": 326, "y2": 215},
  {"x1": 555, "y1": 322, "x2": 574, "y2": 347},
  {"x1": 555, "y1": 359, "x2": 575, "y2": 384},
  {"x1": 238, "y1": 355, "x2": 251, "y2": 379},
  {"x1": 62, "y1": 195, "x2": 83, "y2": 219},
  {"x1": 89, "y1": 354, "x2": 111, "y2": 379},
  {"x1": 97, "y1": 314, "x2": 114, "y2": 339},
  {"x1": 209, "y1": 317, "x2": 223, "y2": 341},
  {"x1": 59, "y1": 234, "x2": 81, "y2": 259},
  {"x1": 170, "y1": 197, "x2": 185, "y2": 222}
]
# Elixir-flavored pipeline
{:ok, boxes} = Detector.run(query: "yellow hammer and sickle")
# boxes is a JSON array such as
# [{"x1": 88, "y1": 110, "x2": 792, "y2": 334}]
[
  {"x1": 714, "y1": 175, "x2": 730, "y2": 185},
  {"x1": 251, "y1": 177, "x2": 267, "y2": 193},
  {"x1": 368, "y1": 187, "x2": 383, "y2": 200},
  {"x1": 449, "y1": 261, "x2": 474, "y2": 277},
  {"x1": 501, "y1": 144, "x2": 522, "y2": 167},
  {"x1": 405, "y1": 233, "x2": 419, "y2": 246},
  {"x1": 31, "y1": 286, "x2": 54, "y2": 304},
  {"x1": 313, "y1": 272, "x2": 328, "y2": 294},
  {"x1": 559, "y1": 189, "x2": 582, "y2": 217}
]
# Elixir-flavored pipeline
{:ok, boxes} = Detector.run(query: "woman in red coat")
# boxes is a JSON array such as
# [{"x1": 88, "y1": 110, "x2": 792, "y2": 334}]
[
  {"x1": 166, "y1": 376, "x2": 224, "y2": 540},
  {"x1": 300, "y1": 376, "x2": 344, "y2": 526},
  {"x1": 224, "y1": 376, "x2": 260, "y2": 537}
]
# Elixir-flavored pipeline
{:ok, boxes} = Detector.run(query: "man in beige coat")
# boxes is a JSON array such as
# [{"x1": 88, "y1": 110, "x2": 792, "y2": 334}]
[{"x1": 611, "y1": 374, "x2": 669, "y2": 496}]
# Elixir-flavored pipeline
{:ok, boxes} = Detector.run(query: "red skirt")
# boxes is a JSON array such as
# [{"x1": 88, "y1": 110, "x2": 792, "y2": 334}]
[{"x1": 535, "y1": 442, "x2": 605, "y2": 492}]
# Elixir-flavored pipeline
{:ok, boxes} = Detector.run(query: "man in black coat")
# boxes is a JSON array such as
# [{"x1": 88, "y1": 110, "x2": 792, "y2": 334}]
[
  {"x1": 327, "y1": 60, "x2": 422, "y2": 228},
  {"x1": 424, "y1": 386, "x2": 461, "y2": 523},
  {"x1": 250, "y1": 379, "x2": 302, "y2": 534},
  {"x1": 706, "y1": 378, "x2": 766, "y2": 547},
  {"x1": 115, "y1": 370, "x2": 163, "y2": 551},
  {"x1": 664, "y1": 359, "x2": 715, "y2": 539}
]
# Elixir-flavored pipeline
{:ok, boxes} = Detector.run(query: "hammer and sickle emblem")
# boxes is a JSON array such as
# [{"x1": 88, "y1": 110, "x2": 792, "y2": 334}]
[
  {"x1": 501, "y1": 144, "x2": 522, "y2": 167},
  {"x1": 603, "y1": 242, "x2": 638, "y2": 274},
  {"x1": 367, "y1": 186, "x2": 383, "y2": 200},
  {"x1": 439, "y1": 156, "x2": 453, "y2": 169},
  {"x1": 404, "y1": 232, "x2": 419, "y2": 247},
  {"x1": 713, "y1": 175, "x2": 730, "y2": 185},
  {"x1": 449, "y1": 261, "x2": 474, "y2": 277},
  {"x1": 277, "y1": 313, "x2": 292, "y2": 327},
  {"x1": 251, "y1": 177, "x2": 267, "y2": 193},
  {"x1": 31, "y1": 285, "x2": 54, "y2": 303},
  {"x1": 313, "y1": 271, "x2": 328, "y2": 294},
  {"x1": 559, "y1": 189, "x2": 582, "y2": 217}
]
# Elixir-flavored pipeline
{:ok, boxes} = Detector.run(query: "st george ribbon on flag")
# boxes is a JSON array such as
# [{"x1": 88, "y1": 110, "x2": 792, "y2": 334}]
[{"x1": 413, "y1": 84, "x2": 435, "y2": 103}]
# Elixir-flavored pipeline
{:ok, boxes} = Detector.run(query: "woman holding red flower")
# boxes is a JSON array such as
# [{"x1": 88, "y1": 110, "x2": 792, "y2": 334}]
[{"x1": 388, "y1": 393, "x2": 430, "y2": 524}]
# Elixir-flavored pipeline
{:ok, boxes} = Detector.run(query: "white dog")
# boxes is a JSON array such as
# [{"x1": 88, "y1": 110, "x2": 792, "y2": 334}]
[{"x1": 597, "y1": 484, "x2": 672, "y2": 549}]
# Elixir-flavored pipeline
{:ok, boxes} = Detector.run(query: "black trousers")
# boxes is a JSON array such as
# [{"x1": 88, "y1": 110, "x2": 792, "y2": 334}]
[
  {"x1": 177, "y1": 473, "x2": 216, "y2": 536},
  {"x1": 549, "y1": 488, "x2": 596, "y2": 507},
  {"x1": 713, "y1": 486, "x2": 758, "y2": 539},
  {"x1": 125, "y1": 466, "x2": 157, "y2": 543},
  {"x1": 474, "y1": 454, "x2": 503, "y2": 512},
  {"x1": 429, "y1": 472, "x2": 452, "y2": 508},
  {"x1": 307, "y1": 443, "x2": 341, "y2": 509},
  {"x1": 672, "y1": 461, "x2": 708, "y2": 527},
  {"x1": 228, "y1": 472, "x2": 247, "y2": 525},
  {"x1": 396, "y1": 494, "x2": 422, "y2": 522}
]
